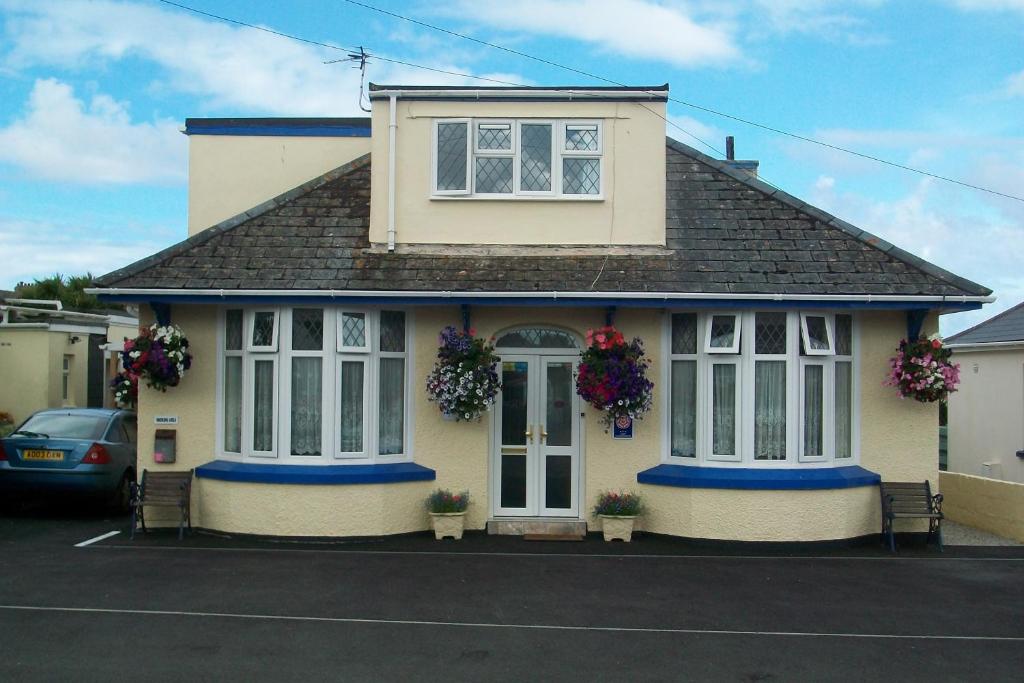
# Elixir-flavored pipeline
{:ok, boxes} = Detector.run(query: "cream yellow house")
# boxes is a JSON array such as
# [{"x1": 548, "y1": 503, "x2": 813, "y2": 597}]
[
  {"x1": 0, "y1": 297, "x2": 138, "y2": 424},
  {"x1": 91, "y1": 84, "x2": 992, "y2": 541}
]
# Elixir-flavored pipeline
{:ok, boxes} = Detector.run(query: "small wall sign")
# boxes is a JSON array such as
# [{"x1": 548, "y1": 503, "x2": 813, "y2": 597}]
[
  {"x1": 154, "y1": 415, "x2": 178, "y2": 425},
  {"x1": 612, "y1": 414, "x2": 634, "y2": 439}
]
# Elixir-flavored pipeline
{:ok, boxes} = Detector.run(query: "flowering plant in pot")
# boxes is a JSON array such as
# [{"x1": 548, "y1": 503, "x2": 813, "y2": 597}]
[
  {"x1": 593, "y1": 490, "x2": 643, "y2": 542},
  {"x1": 576, "y1": 325, "x2": 654, "y2": 430},
  {"x1": 121, "y1": 324, "x2": 193, "y2": 392},
  {"x1": 425, "y1": 326, "x2": 501, "y2": 422},
  {"x1": 425, "y1": 488, "x2": 470, "y2": 540},
  {"x1": 884, "y1": 335, "x2": 960, "y2": 403}
]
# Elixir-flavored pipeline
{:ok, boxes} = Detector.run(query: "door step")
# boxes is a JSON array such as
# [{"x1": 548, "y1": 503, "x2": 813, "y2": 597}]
[
  {"x1": 487, "y1": 519, "x2": 588, "y2": 537},
  {"x1": 523, "y1": 533, "x2": 584, "y2": 542}
]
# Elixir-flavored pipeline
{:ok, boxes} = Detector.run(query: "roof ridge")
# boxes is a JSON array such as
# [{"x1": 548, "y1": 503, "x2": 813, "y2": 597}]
[
  {"x1": 945, "y1": 299, "x2": 1024, "y2": 343},
  {"x1": 94, "y1": 154, "x2": 371, "y2": 288},
  {"x1": 665, "y1": 137, "x2": 992, "y2": 298}
]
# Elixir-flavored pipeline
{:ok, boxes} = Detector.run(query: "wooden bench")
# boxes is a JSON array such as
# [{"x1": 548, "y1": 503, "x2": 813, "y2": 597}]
[
  {"x1": 880, "y1": 481, "x2": 943, "y2": 552},
  {"x1": 130, "y1": 469, "x2": 193, "y2": 540}
]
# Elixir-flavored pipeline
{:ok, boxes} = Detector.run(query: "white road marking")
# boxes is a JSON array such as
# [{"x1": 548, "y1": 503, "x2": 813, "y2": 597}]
[
  {"x1": 0, "y1": 605, "x2": 1020, "y2": 642},
  {"x1": 92, "y1": 544, "x2": 1024, "y2": 561},
  {"x1": 73, "y1": 531, "x2": 121, "y2": 547}
]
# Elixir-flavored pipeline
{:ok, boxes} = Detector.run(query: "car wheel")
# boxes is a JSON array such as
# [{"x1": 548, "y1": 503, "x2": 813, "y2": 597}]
[{"x1": 111, "y1": 472, "x2": 132, "y2": 514}]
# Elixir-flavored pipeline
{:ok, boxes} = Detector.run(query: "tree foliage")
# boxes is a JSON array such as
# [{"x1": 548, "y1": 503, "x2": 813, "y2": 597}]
[{"x1": 13, "y1": 273, "x2": 121, "y2": 312}]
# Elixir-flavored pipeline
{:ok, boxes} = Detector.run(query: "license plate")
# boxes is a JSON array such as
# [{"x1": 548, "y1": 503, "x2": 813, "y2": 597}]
[{"x1": 22, "y1": 450, "x2": 64, "y2": 462}]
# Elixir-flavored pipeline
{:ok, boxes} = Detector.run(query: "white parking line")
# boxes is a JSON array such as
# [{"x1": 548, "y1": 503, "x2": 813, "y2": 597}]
[
  {"x1": 0, "y1": 605, "x2": 1020, "y2": 642},
  {"x1": 74, "y1": 531, "x2": 121, "y2": 547},
  {"x1": 92, "y1": 544, "x2": 1024, "y2": 561}
]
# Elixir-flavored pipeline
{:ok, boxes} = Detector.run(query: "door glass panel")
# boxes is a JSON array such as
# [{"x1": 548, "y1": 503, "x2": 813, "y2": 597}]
[
  {"x1": 545, "y1": 455, "x2": 572, "y2": 509},
  {"x1": 501, "y1": 361, "x2": 529, "y2": 446},
  {"x1": 545, "y1": 362, "x2": 573, "y2": 447},
  {"x1": 501, "y1": 453, "x2": 527, "y2": 508}
]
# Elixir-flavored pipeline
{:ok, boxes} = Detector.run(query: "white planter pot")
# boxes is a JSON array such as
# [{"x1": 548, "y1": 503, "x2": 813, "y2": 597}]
[
  {"x1": 599, "y1": 515, "x2": 637, "y2": 542},
  {"x1": 429, "y1": 512, "x2": 467, "y2": 540}
]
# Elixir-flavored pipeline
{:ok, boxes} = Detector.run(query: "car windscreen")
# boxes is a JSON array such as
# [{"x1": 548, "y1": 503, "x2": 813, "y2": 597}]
[{"x1": 15, "y1": 414, "x2": 110, "y2": 440}]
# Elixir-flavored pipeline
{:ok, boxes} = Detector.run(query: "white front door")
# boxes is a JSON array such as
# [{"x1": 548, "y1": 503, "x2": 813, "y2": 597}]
[{"x1": 493, "y1": 354, "x2": 581, "y2": 517}]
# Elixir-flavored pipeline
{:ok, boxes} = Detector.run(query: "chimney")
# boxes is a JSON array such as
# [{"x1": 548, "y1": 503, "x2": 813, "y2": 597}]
[{"x1": 723, "y1": 136, "x2": 758, "y2": 178}]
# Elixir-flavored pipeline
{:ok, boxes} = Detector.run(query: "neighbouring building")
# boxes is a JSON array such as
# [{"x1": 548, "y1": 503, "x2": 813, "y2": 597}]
[
  {"x1": 946, "y1": 302, "x2": 1024, "y2": 484},
  {"x1": 0, "y1": 296, "x2": 138, "y2": 423},
  {"x1": 91, "y1": 84, "x2": 993, "y2": 541}
]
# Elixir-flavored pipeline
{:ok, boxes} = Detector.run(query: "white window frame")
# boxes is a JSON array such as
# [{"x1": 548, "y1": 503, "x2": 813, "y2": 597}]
[
  {"x1": 666, "y1": 312, "x2": 701, "y2": 459},
  {"x1": 704, "y1": 313, "x2": 742, "y2": 354},
  {"x1": 216, "y1": 307, "x2": 413, "y2": 465},
  {"x1": 800, "y1": 313, "x2": 834, "y2": 356},
  {"x1": 798, "y1": 359, "x2": 831, "y2": 462},
  {"x1": 431, "y1": 118, "x2": 603, "y2": 200},
  {"x1": 432, "y1": 118, "x2": 472, "y2": 196},
  {"x1": 706, "y1": 358, "x2": 742, "y2": 462},
  {"x1": 247, "y1": 309, "x2": 279, "y2": 352},
  {"x1": 662, "y1": 311, "x2": 859, "y2": 468},
  {"x1": 61, "y1": 355, "x2": 72, "y2": 403}
]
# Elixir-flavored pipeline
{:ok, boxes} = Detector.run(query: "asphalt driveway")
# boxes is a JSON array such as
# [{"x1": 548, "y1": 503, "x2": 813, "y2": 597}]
[{"x1": 1, "y1": 508, "x2": 1022, "y2": 682}]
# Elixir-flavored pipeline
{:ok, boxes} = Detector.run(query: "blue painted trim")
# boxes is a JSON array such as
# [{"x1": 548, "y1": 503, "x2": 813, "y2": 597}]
[
  {"x1": 636, "y1": 464, "x2": 881, "y2": 490},
  {"x1": 194, "y1": 460, "x2": 436, "y2": 485},
  {"x1": 150, "y1": 302, "x2": 171, "y2": 326},
  {"x1": 94, "y1": 293, "x2": 983, "y2": 313},
  {"x1": 184, "y1": 125, "x2": 370, "y2": 137}
]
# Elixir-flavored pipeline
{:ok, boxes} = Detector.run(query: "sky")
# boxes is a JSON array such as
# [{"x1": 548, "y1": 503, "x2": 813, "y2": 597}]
[{"x1": 0, "y1": 0, "x2": 1021, "y2": 334}]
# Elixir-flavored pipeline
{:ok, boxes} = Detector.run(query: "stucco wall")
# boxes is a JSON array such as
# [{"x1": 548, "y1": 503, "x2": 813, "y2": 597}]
[
  {"x1": 47, "y1": 331, "x2": 90, "y2": 409},
  {"x1": 368, "y1": 99, "x2": 667, "y2": 246},
  {"x1": 0, "y1": 329, "x2": 50, "y2": 424},
  {"x1": 135, "y1": 306, "x2": 937, "y2": 540},
  {"x1": 939, "y1": 471, "x2": 1024, "y2": 541},
  {"x1": 946, "y1": 347, "x2": 1024, "y2": 484},
  {"x1": 187, "y1": 135, "x2": 371, "y2": 235}
]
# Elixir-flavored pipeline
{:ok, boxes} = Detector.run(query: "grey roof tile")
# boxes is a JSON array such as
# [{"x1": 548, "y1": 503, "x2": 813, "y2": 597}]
[
  {"x1": 94, "y1": 142, "x2": 992, "y2": 298},
  {"x1": 945, "y1": 301, "x2": 1024, "y2": 344}
]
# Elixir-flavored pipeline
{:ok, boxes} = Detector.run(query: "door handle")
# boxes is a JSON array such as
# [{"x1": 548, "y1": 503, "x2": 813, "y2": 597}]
[
  {"x1": 525, "y1": 427, "x2": 533, "y2": 443},
  {"x1": 541, "y1": 427, "x2": 549, "y2": 441}
]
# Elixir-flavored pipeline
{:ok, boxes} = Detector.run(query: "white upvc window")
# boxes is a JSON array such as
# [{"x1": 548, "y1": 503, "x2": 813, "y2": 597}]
[
  {"x1": 432, "y1": 118, "x2": 603, "y2": 199},
  {"x1": 664, "y1": 311, "x2": 858, "y2": 468},
  {"x1": 218, "y1": 307, "x2": 412, "y2": 464}
]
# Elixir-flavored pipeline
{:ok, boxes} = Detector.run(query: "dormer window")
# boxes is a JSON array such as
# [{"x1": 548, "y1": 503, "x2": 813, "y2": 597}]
[{"x1": 432, "y1": 119, "x2": 603, "y2": 199}]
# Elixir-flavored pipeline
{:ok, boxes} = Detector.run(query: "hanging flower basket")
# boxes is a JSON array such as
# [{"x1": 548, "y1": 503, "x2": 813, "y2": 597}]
[
  {"x1": 576, "y1": 325, "x2": 654, "y2": 430},
  {"x1": 110, "y1": 371, "x2": 138, "y2": 407},
  {"x1": 121, "y1": 324, "x2": 193, "y2": 392},
  {"x1": 425, "y1": 326, "x2": 502, "y2": 422},
  {"x1": 884, "y1": 335, "x2": 959, "y2": 403}
]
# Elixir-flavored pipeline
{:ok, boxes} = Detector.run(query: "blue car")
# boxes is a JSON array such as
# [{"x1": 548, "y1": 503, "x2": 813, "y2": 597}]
[{"x1": 0, "y1": 408, "x2": 137, "y2": 510}]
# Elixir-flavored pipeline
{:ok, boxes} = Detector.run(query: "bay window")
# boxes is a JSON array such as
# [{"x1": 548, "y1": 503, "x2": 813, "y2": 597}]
[
  {"x1": 432, "y1": 118, "x2": 603, "y2": 198},
  {"x1": 220, "y1": 308, "x2": 411, "y2": 463},
  {"x1": 667, "y1": 311, "x2": 857, "y2": 466}
]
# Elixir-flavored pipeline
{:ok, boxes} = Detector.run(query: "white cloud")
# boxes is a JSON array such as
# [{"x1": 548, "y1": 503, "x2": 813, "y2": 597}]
[
  {"x1": 1003, "y1": 69, "x2": 1024, "y2": 97},
  {"x1": 667, "y1": 113, "x2": 725, "y2": 150},
  {"x1": 1, "y1": 0, "x2": 526, "y2": 116},
  {"x1": 948, "y1": 0, "x2": 1024, "y2": 12},
  {"x1": 0, "y1": 216, "x2": 172, "y2": 288},
  {"x1": 0, "y1": 78, "x2": 185, "y2": 184},
  {"x1": 746, "y1": 0, "x2": 889, "y2": 45},
  {"x1": 444, "y1": 0, "x2": 742, "y2": 68}
]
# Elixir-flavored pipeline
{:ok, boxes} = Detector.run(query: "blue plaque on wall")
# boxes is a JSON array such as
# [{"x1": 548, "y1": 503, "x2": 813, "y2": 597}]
[{"x1": 612, "y1": 414, "x2": 633, "y2": 439}]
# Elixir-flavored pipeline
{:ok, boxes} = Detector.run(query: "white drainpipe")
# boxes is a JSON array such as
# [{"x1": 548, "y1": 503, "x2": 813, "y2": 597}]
[{"x1": 387, "y1": 94, "x2": 397, "y2": 252}]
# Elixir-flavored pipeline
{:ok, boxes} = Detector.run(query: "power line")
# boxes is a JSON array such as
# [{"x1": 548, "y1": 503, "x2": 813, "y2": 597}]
[{"x1": 338, "y1": 0, "x2": 1024, "y2": 204}]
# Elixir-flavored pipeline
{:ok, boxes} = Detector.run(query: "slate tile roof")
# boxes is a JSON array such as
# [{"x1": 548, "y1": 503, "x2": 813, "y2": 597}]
[
  {"x1": 95, "y1": 139, "x2": 990, "y2": 298},
  {"x1": 945, "y1": 301, "x2": 1024, "y2": 344}
]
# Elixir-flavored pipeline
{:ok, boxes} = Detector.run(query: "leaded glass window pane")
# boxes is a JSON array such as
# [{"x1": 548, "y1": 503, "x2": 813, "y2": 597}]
[
  {"x1": 340, "y1": 312, "x2": 366, "y2": 349},
  {"x1": 562, "y1": 158, "x2": 600, "y2": 195},
  {"x1": 291, "y1": 309, "x2": 323, "y2": 351},
  {"x1": 436, "y1": 122, "x2": 468, "y2": 191},
  {"x1": 709, "y1": 315, "x2": 737, "y2": 349},
  {"x1": 379, "y1": 311, "x2": 405, "y2": 352},
  {"x1": 225, "y1": 310, "x2": 242, "y2": 350},
  {"x1": 495, "y1": 328, "x2": 578, "y2": 349},
  {"x1": 565, "y1": 125, "x2": 598, "y2": 151},
  {"x1": 520, "y1": 124, "x2": 552, "y2": 192},
  {"x1": 476, "y1": 156, "x2": 513, "y2": 194},
  {"x1": 478, "y1": 123, "x2": 511, "y2": 150},
  {"x1": 755, "y1": 312, "x2": 787, "y2": 355},
  {"x1": 252, "y1": 312, "x2": 275, "y2": 348},
  {"x1": 835, "y1": 314, "x2": 852, "y2": 356},
  {"x1": 671, "y1": 313, "x2": 697, "y2": 354}
]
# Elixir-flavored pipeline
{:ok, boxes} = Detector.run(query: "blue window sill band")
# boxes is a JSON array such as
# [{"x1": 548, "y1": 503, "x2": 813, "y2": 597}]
[
  {"x1": 636, "y1": 464, "x2": 880, "y2": 490},
  {"x1": 195, "y1": 460, "x2": 436, "y2": 485}
]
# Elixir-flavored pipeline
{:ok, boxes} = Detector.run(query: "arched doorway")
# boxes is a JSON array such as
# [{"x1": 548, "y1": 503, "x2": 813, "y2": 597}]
[{"x1": 492, "y1": 327, "x2": 582, "y2": 518}]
